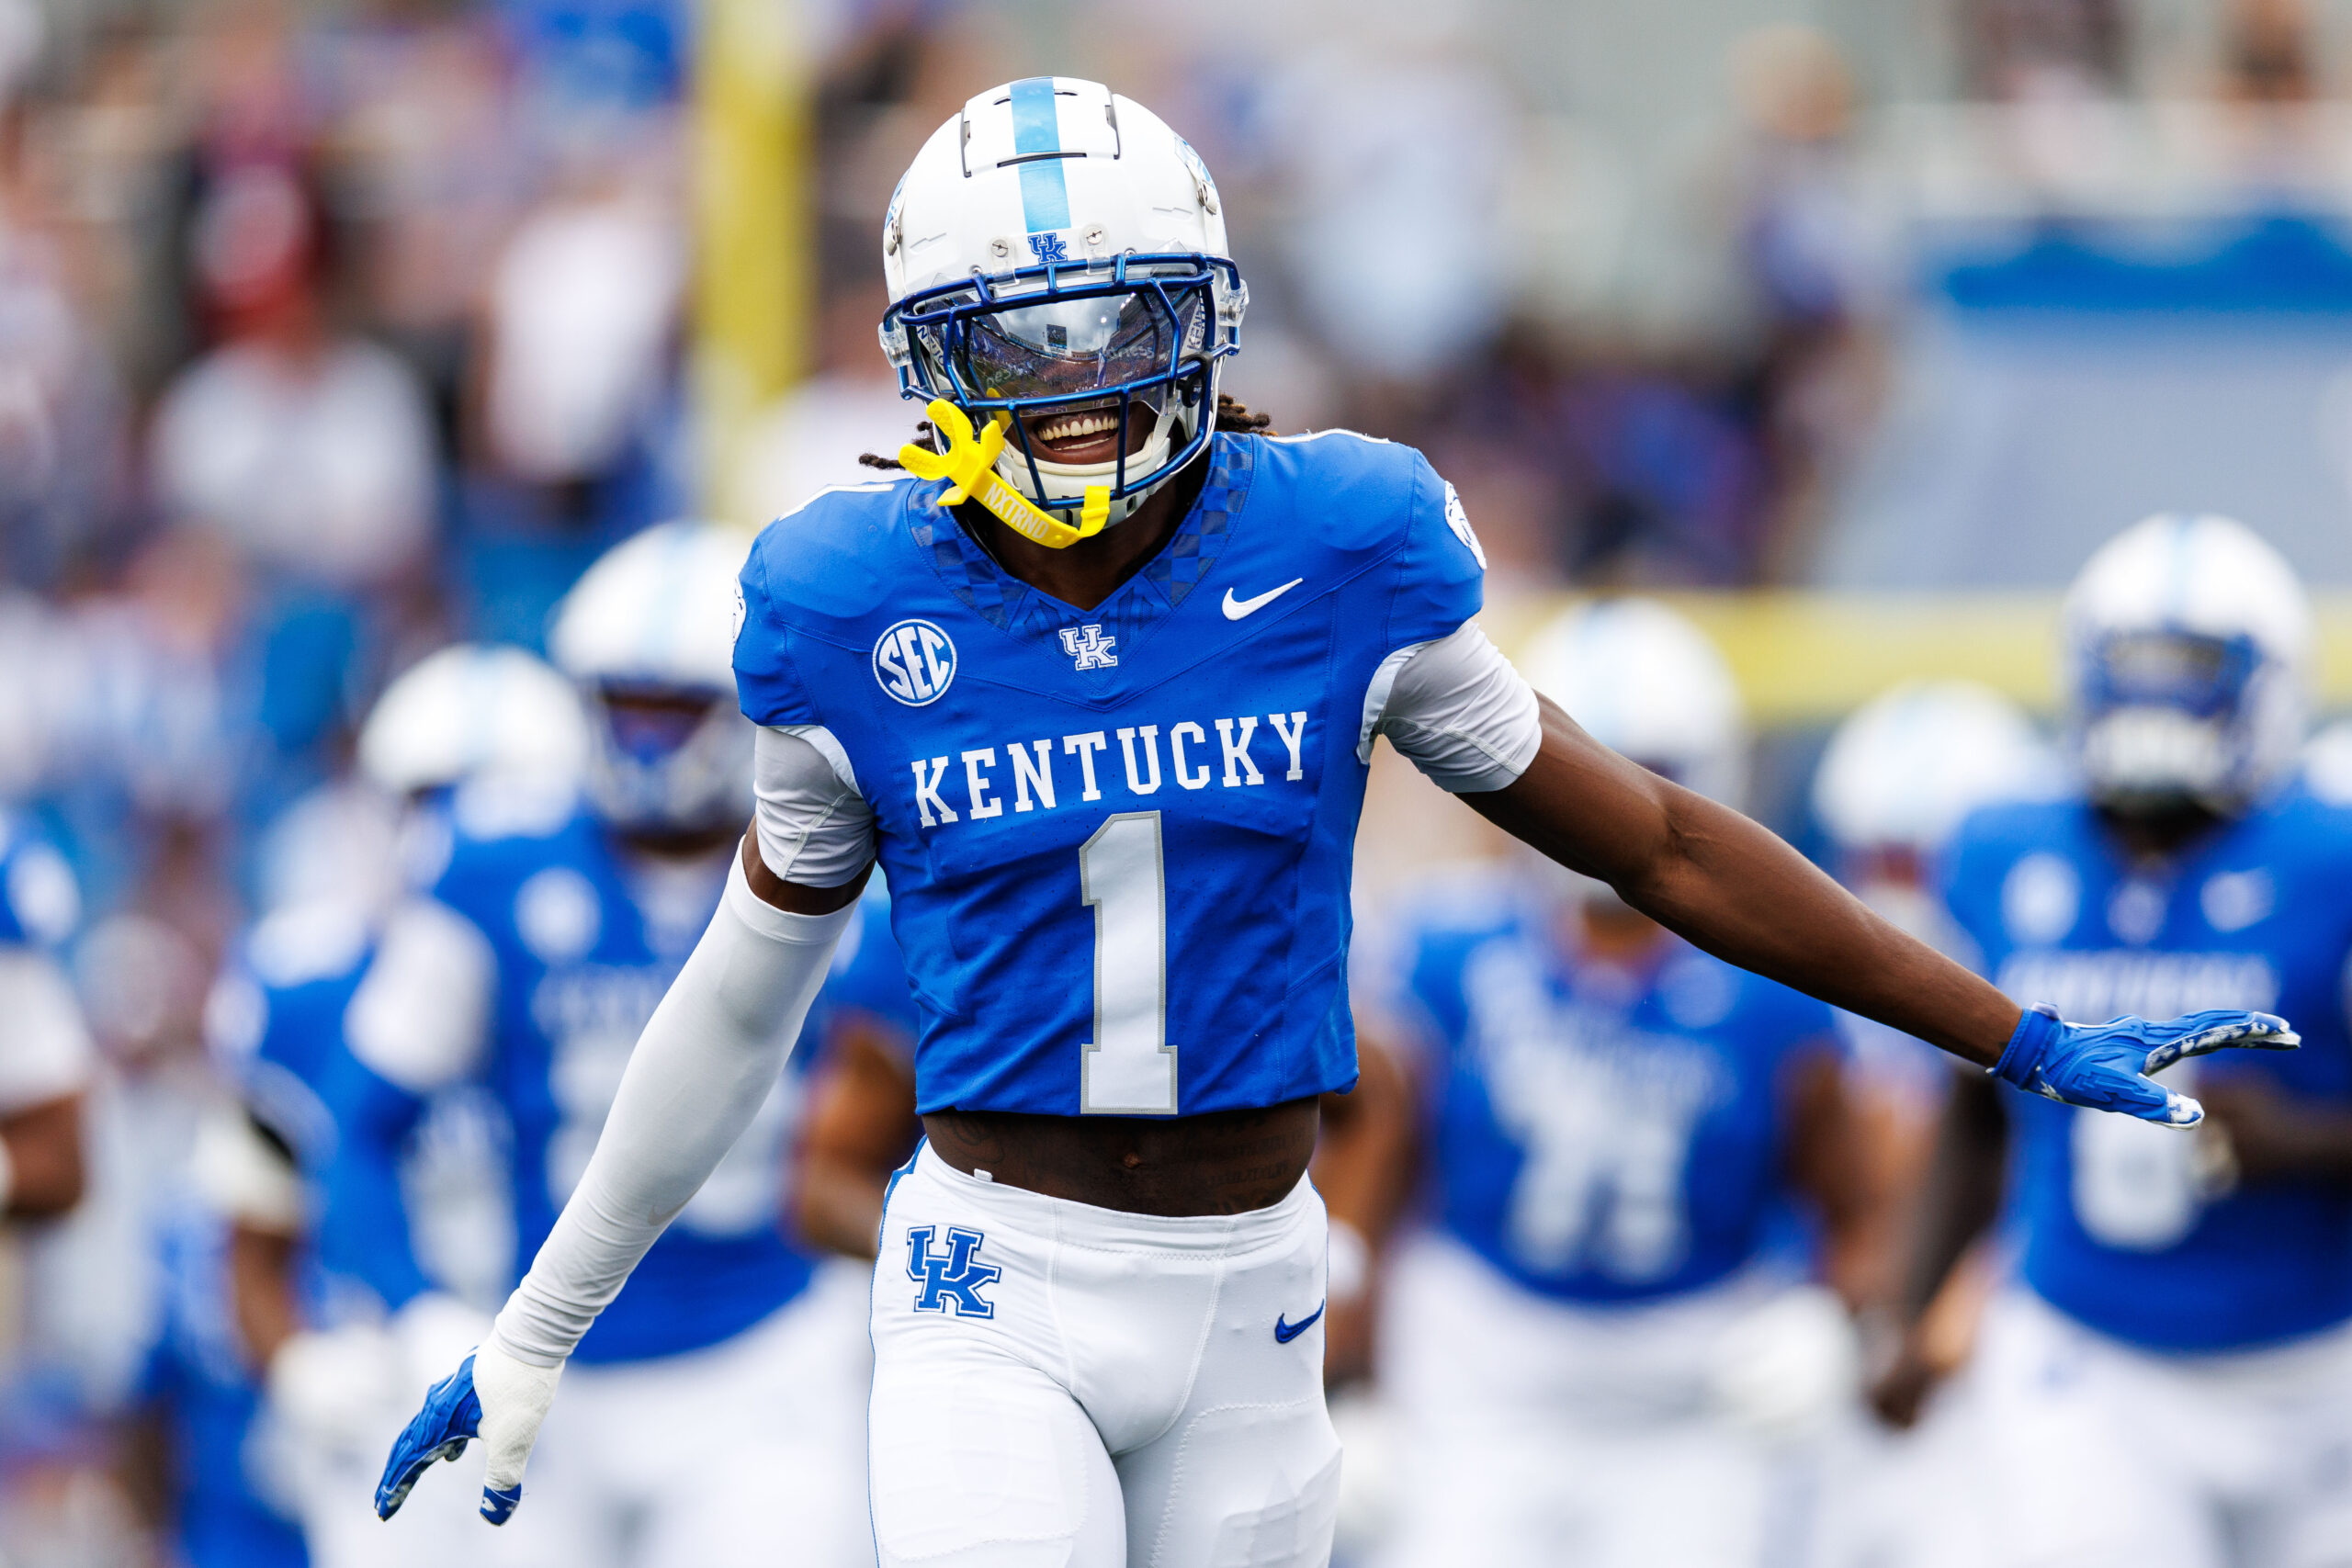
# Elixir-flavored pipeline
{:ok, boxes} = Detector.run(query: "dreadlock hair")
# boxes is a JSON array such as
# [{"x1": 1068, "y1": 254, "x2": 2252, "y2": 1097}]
[{"x1": 857, "y1": 393, "x2": 1277, "y2": 471}]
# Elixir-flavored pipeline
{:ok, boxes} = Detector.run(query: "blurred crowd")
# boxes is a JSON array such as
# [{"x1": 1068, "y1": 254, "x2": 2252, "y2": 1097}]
[{"x1": 0, "y1": 0, "x2": 2347, "y2": 1562}]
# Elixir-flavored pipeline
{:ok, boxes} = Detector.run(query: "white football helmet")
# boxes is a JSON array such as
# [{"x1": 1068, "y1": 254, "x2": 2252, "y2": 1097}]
[
  {"x1": 1814, "y1": 680, "x2": 2056, "y2": 860},
  {"x1": 1516, "y1": 597, "x2": 1748, "y2": 807},
  {"x1": 2061, "y1": 514, "x2": 2310, "y2": 815},
  {"x1": 357, "y1": 644, "x2": 591, "y2": 798},
  {"x1": 548, "y1": 521, "x2": 752, "y2": 838},
  {"x1": 880, "y1": 77, "x2": 1246, "y2": 527}
]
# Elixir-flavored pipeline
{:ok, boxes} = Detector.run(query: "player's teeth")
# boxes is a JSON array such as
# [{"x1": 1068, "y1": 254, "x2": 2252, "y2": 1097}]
[{"x1": 1040, "y1": 412, "x2": 1114, "y2": 442}]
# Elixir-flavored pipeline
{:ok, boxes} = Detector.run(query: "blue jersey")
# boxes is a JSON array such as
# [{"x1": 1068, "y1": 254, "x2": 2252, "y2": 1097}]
[
  {"x1": 1400, "y1": 882, "x2": 1839, "y2": 1304},
  {"x1": 136, "y1": 1205, "x2": 309, "y2": 1568},
  {"x1": 213, "y1": 902, "x2": 376, "y2": 1180},
  {"x1": 1943, "y1": 786, "x2": 2352, "y2": 1350},
  {"x1": 736, "y1": 432, "x2": 1483, "y2": 1116},
  {"x1": 426, "y1": 800, "x2": 815, "y2": 1361}
]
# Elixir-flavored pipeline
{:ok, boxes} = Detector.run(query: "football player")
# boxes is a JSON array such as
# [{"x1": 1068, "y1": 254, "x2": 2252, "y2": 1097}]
[
  {"x1": 1884, "y1": 515, "x2": 2352, "y2": 1568},
  {"x1": 1808, "y1": 679, "x2": 2056, "y2": 1568},
  {"x1": 203, "y1": 641, "x2": 589, "y2": 1568},
  {"x1": 1364, "y1": 599, "x2": 1874, "y2": 1568},
  {"x1": 336, "y1": 522, "x2": 874, "y2": 1568},
  {"x1": 381, "y1": 81, "x2": 2293, "y2": 1568}
]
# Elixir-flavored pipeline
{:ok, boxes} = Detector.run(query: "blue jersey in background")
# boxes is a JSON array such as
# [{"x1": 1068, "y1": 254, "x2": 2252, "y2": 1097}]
[
  {"x1": 735, "y1": 430, "x2": 1484, "y2": 1118},
  {"x1": 345, "y1": 790, "x2": 817, "y2": 1363},
  {"x1": 134, "y1": 1203, "x2": 308, "y2": 1568},
  {"x1": 1398, "y1": 880, "x2": 1839, "y2": 1304},
  {"x1": 1943, "y1": 785, "x2": 2352, "y2": 1350}
]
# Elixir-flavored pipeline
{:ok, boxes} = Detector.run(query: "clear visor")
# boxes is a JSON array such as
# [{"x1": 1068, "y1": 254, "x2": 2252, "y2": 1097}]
[{"x1": 950, "y1": 288, "x2": 1205, "y2": 403}]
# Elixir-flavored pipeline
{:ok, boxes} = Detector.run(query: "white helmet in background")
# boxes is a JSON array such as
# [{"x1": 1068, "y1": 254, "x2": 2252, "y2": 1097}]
[
  {"x1": 1815, "y1": 680, "x2": 2057, "y2": 861},
  {"x1": 880, "y1": 77, "x2": 1247, "y2": 527},
  {"x1": 2061, "y1": 514, "x2": 2310, "y2": 816},
  {"x1": 548, "y1": 521, "x2": 752, "y2": 839},
  {"x1": 1516, "y1": 598, "x2": 1748, "y2": 807},
  {"x1": 357, "y1": 644, "x2": 591, "y2": 798}
]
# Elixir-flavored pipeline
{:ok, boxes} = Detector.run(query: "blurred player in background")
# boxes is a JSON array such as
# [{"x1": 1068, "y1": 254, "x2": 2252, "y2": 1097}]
[
  {"x1": 1808, "y1": 680, "x2": 2055, "y2": 1568},
  {"x1": 341, "y1": 521, "x2": 871, "y2": 1568},
  {"x1": 203, "y1": 641, "x2": 589, "y2": 1568},
  {"x1": 1360, "y1": 600, "x2": 1877, "y2": 1568},
  {"x1": 1887, "y1": 515, "x2": 2352, "y2": 1568}
]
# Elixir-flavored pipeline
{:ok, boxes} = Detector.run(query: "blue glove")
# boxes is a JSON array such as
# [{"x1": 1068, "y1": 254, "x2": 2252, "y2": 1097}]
[
  {"x1": 376, "y1": 1337, "x2": 560, "y2": 1527},
  {"x1": 1993, "y1": 1004, "x2": 2299, "y2": 1126}
]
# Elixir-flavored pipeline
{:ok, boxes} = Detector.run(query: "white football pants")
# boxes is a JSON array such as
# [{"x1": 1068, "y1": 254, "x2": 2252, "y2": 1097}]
[
  {"x1": 868, "y1": 1144, "x2": 1342, "y2": 1568},
  {"x1": 1375, "y1": 1233, "x2": 1815, "y2": 1568},
  {"x1": 485, "y1": 1258, "x2": 876, "y2": 1568},
  {"x1": 1970, "y1": 1288, "x2": 2352, "y2": 1568}
]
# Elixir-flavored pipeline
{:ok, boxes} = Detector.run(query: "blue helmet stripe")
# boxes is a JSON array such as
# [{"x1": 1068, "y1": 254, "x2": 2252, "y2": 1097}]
[{"x1": 1008, "y1": 77, "x2": 1070, "y2": 234}]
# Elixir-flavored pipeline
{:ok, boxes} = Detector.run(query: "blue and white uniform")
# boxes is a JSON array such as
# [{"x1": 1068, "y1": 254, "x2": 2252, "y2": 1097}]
[
  {"x1": 1942, "y1": 786, "x2": 2352, "y2": 1568},
  {"x1": 1376, "y1": 878, "x2": 1847, "y2": 1568},
  {"x1": 344, "y1": 782, "x2": 872, "y2": 1568},
  {"x1": 730, "y1": 429, "x2": 1534, "y2": 1568},
  {"x1": 134, "y1": 1201, "x2": 310, "y2": 1568}
]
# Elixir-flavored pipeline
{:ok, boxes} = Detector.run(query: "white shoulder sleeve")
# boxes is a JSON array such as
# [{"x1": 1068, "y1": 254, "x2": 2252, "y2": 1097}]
[
  {"x1": 0, "y1": 949, "x2": 92, "y2": 1113},
  {"x1": 753, "y1": 726, "x2": 877, "y2": 887},
  {"x1": 491, "y1": 855, "x2": 854, "y2": 1365},
  {"x1": 1359, "y1": 622, "x2": 1544, "y2": 793},
  {"x1": 344, "y1": 897, "x2": 496, "y2": 1093}
]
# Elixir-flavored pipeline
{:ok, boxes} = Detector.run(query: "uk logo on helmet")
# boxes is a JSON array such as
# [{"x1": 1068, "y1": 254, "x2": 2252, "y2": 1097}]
[
  {"x1": 874, "y1": 619, "x2": 958, "y2": 706},
  {"x1": 1027, "y1": 231, "x2": 1071, "y2": 265}
]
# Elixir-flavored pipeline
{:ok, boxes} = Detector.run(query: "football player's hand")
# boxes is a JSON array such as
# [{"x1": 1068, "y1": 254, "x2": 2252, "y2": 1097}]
[
  {"x1": 375, "y1": 1338, "x2": 561, "y2": 1527},
  {"x1": 1994, "y1": 1005, "x2": 2298, "y2": 1127},
  {"x1": 266, "y1": 1325, "x2": 402, "y2": 1452}
]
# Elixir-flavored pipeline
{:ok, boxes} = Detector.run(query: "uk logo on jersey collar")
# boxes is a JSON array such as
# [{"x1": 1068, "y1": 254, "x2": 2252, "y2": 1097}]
[
  {"x1": 875, "y1": 619, "x2": 957, "y2": 705},
  {"x1": 1060, "y1": 624, "x2": 1116, "y2": 671}
]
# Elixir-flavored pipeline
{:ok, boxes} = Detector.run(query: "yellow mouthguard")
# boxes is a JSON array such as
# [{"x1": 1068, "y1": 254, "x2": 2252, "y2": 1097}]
[{"x1": 897, "y1": 399, "x2": 1110, "y2": 549}]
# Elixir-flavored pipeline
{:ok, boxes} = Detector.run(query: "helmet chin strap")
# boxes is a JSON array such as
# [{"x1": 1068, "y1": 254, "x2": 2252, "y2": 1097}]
[{"x1": 898, "y1": 399, "x2": 1109, "y2": 549}]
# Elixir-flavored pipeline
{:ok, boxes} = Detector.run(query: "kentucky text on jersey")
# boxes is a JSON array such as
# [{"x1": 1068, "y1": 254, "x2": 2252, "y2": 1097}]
[
  {"x1": 905, "y1": 713, "x2": 1310, "y2": 828},
  {"x1": 737, "y1": 430, "x2": 1482, "y2": 1118},
  {"x1": 1944, "y1": 787, "x2": 2352, "y2": 1349}
]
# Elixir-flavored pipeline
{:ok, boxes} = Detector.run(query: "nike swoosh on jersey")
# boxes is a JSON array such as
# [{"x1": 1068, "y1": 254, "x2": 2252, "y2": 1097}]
[
  {"x1": 1222, "y1": 579, "x2": 1305, "y2": 620},
  {"x1": 1273, "y1": 1302, "x2": 1326, "y2": 1344}
]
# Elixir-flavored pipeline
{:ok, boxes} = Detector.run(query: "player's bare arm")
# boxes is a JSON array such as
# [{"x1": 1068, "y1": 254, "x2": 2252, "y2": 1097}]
[
  {"x1": 0, "y1": 1093, "x2": 85, "y2": 1218},
  {"x1": 1474, "y1": 696, "x2": 2023, "y2": 1066},
  {"x1": 1466, "y1": 695, "x2": 2293, "y2": 1120},
  {"x1": 792, "y1": 1016, "x2": 922, "y2": 1259}
]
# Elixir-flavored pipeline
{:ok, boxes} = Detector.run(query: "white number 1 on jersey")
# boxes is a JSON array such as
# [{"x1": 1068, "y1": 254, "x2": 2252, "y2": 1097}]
[{"x1": 1079, "y1": 812, "x2": 1177, "y2": 1114}]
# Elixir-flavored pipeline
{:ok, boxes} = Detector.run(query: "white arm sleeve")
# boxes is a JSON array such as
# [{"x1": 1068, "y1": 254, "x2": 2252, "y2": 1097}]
[
  {"x1": 1359, "y1": 621, "x2": 1544, "y2": 792},
  {"x1": 343, "y1": 897, "x2": 495, "y2": 1094},
  {"x1": 753, "y1": 725, "x2": 877, "y2": 887},
  {"x1": 490, "y1": 855, "x2": 854, "y2": 1365}
]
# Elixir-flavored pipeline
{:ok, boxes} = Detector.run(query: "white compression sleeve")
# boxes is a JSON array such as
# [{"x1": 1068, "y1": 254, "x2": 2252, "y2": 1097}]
[
  {"x1": 1360, "y1": 621, "x2": 1544, "y2": 792},
  {"x1": 490, "y1": 856, "x2": 855, "y2": 1366}
]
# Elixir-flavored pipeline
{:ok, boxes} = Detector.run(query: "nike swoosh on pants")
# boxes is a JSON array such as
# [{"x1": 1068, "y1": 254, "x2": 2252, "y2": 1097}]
[{"x1": 1273, "y1": 1302, "x2": 1325, "y2": 1344}]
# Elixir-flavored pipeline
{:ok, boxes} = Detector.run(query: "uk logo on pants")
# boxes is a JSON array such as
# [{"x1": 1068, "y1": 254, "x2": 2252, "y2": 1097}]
[{"x1": 907, "y1": 1225, "x2": 1001, "y2": 1317}]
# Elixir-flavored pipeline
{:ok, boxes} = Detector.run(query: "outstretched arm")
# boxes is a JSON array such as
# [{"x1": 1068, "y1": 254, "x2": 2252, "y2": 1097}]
[
  {"x1": 1450, "y1": 694, "x2": 2292, "y2": 1122},
  {"x1": 1468, "y1": 696, "x2": 2019, "y2": 1065},
  {"x1": 379, "y1": 829, "x2": 860, "y2": 1528}
]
